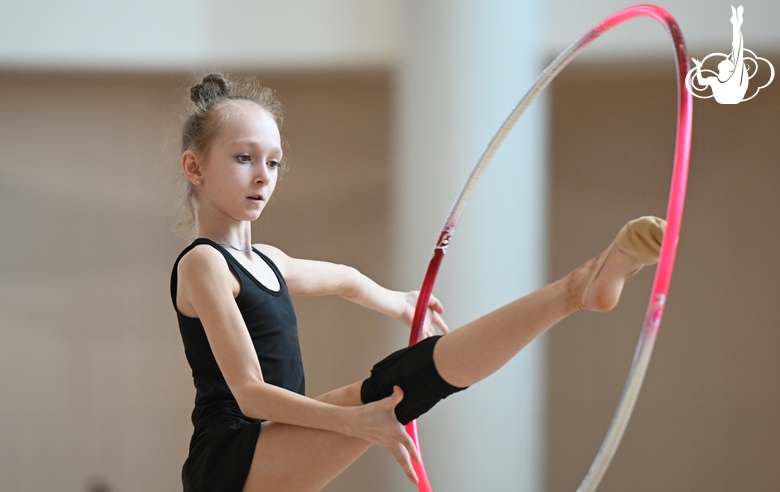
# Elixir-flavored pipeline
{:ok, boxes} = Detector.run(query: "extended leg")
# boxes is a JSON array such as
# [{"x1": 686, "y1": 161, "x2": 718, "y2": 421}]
[
  {"x1": 435, "y1": 216, "x2": 664, "y2": 388},
  {"x1": 361, "y1": 217, "x2": 664, "y2": 402}
]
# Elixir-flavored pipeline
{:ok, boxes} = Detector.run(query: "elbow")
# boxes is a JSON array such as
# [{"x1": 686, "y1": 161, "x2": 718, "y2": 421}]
[
  {"x1": 236, "y1": 400, "x2": 259, "y2": 420},
  {"x1": 233, "y1": 379, "x2": 267, "y2": 420},
  {"x1": 338, "y1": 265, "x2": 362, "y2": 299}
]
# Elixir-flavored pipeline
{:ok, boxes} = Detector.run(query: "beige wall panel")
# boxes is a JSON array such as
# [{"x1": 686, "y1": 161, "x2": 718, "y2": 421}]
[
  {"x1": 0, "y1": 72, "x2": 396, "y2": 491},
  {"x1": 546, "y1": 58, "x2": 780, "y2": 491},
  {"x1": 0, "y1": 73, "x2": 191, "y2": 492}
]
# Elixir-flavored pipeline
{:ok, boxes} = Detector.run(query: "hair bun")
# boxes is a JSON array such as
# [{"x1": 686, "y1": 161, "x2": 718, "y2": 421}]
[{"x1": 190, "y1": 73, "x2": 231, "y2": 106}]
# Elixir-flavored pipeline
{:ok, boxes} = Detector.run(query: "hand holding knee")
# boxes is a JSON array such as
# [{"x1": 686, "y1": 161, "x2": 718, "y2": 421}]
[{"x1": 349, "y1": 386, "x2": 421, "y2": 484}]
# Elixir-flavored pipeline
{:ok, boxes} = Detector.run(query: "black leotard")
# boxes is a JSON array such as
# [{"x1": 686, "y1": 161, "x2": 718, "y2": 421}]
[{"x1": 170, "y1": 239, "x2": 305, "y2": 492}]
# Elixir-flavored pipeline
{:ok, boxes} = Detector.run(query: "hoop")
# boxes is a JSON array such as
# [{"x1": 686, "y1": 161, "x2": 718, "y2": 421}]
[{"x1": 404, "y1": 5, "x2": 692, "y2": 491}]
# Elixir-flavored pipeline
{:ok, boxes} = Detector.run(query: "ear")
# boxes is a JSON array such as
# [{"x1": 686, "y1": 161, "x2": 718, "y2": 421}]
[{"x1": 182, "y1": 150, "x2": 203, "y2": 185}]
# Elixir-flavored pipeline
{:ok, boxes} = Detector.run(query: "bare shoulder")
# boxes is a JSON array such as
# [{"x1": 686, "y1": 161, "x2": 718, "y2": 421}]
[
  {"x1": 253, "y1": 243, "x2": 290, "y2": 276},
  {"x1": 176, "y1": 244, "x2": 239, "y2": 317},
  {"x1": 178, "y1": 244, "x2": 231, "y2": 281},
  {"x1": 179, "y1": 244, "x2": 227, "y2": 271}
]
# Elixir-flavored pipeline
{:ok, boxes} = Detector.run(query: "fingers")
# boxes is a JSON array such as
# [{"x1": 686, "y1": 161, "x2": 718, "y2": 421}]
[
  {"x1": 389, "y1": 387, "x2": 420, "y2": 463},
  {"x1": 421, "y1": 312, "x2": 448, "y2": 338},
  {"x1": 391, "y1": 441, "x2": 419, "y2": 484},
  {"x1": 407, "y1": 292, "x2": 450, "y2": 337},
  {"x1": 356, "y1": 389, "x2": 422, "y2": 484},
  {"x1": 427, "y1": 294, "x2": 444, "y2": 313},
  {"x1": 404, "y1": 428, "x2": 422, "y2": 465},
  {"x1": 389, "y1": 387, "x2": 421, "y2": 484},
  {"x1": 432, "y1": 311, "x2": 450, "y2": 334},
  {"x1": 389, "y1": 425, "x2": 421, "y2": 484},
  {"x1": 427, "y1": 294, "x2": 449, "y2": 334}
]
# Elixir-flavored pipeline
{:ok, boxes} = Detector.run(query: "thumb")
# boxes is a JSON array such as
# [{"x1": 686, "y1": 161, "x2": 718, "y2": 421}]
[{"x1": 391, "y1": 385, "x2": 405, "y2": 405}]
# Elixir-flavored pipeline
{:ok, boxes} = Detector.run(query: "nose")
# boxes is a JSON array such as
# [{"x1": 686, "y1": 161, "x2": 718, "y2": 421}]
[{"x1": 254, "y1": 163, "x2": 271, "y2": 184}]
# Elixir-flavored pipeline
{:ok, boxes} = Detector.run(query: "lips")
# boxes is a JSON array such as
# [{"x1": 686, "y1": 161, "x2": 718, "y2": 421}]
[{"x1": 247, "y1": 195, "x2": 263, "y2": 202}]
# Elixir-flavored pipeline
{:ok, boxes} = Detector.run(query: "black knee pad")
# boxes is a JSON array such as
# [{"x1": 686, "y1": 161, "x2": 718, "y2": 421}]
[{"x1": 360, "y1": 335, "x2": 467, "y2": 425}]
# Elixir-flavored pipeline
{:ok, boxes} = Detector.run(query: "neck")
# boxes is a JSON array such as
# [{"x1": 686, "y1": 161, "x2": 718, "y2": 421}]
[{"x1": 194, "y1": 213, "x2": 253, "y2": 251}]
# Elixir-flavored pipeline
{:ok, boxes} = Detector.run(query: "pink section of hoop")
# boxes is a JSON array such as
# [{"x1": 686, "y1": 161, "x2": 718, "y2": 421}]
[
  {"x1": 404, "y1": 4, "x2": 692, "y2": 491},
  {"x1": 596, "y1": 6, "x2": 691, "y2": 321}
]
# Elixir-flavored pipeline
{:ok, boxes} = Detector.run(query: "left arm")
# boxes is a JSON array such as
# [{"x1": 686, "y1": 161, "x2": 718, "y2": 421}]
[{"x1": 257, "y1": 244, "x2": 448, "y2": 337}]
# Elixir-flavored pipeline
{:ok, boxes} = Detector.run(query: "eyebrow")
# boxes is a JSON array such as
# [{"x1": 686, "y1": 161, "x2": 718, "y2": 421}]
[{"x1": 229, "y1": 140, "x2": 283, "y2": 154}]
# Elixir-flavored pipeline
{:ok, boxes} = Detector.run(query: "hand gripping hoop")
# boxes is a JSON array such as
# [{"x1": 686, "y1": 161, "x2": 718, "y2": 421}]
[{"x1": 404, "y1": 5, "x2": 692, "y2": 491}]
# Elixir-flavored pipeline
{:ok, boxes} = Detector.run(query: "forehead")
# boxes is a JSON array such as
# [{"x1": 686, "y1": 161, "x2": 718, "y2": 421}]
[{"x1": 216, "y1": 100, "x2": 281, "y2": 147}]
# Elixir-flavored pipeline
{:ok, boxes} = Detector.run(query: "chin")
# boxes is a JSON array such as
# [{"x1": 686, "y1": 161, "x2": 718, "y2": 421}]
[{"x1": 249, "y1": 209, "x2": 266, "y2": 221}]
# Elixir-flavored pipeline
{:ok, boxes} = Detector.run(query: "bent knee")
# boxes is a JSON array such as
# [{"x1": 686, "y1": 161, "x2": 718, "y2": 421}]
[{"x1": 360, "y1": 336, "x2": 467, "y2": 424}]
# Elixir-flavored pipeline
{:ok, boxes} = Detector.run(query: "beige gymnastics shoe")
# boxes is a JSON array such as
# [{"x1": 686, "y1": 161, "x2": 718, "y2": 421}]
[{"x1": 581, "y1": 216, "x2": 666, "y2": 311}]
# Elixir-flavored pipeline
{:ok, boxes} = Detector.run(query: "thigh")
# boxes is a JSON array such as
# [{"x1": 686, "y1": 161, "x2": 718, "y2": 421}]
[
  {"x1": 242, "y1": 382, "x2": 370, "y2": 492},
  {"x1": 242, "y1": 421, "x2": 371, "y2": 492}
]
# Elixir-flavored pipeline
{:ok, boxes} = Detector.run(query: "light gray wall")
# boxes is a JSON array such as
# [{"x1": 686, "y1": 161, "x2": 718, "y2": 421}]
[
  {"x1": 394, "y1": 1, "x2": 547, "y2": 490},
  {"x1": 0, "y1": 0, "x2": 399, "y2": 70},
  {"x1": 1, "y1": 0, "x2": 778, "y2": 70}
]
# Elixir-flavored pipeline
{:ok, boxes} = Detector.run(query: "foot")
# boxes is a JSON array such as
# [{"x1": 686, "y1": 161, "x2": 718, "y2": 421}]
[{"x1": 569, "y1": 216, "x2": 666, "y2": 312}]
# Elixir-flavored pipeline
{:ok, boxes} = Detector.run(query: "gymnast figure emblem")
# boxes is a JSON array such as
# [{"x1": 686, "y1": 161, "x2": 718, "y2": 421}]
[{"x1": 685, "y1": 5, "x2": 774, "y2": 104}]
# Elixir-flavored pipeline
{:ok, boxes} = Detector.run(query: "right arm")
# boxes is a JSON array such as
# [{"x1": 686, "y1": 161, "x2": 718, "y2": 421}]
[
  {"x1": 176, "y1": 246, "x2": 422, "y2": 483},
  {"x1": 257, "y1": 244, "x2": 448, "y2": 338}
]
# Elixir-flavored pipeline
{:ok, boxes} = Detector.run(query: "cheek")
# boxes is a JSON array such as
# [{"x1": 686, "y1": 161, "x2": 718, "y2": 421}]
[{"x1": 268, "y1": 173, "x2": 279, "y2": 195}]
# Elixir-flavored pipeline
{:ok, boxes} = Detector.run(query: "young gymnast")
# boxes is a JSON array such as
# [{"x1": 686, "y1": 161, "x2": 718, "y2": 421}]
[{"x1": 171, "y1": 73, "x2": 666, "y2": 492}]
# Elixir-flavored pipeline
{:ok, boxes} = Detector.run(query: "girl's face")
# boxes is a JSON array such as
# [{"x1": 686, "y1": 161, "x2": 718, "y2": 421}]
[{"x1": 195, "y1": 100, "x2": 282, "y2": 223}]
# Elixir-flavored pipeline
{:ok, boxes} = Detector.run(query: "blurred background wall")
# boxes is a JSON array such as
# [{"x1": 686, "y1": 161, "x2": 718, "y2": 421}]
[{"x1": 0, "y1": 1, "x2": 777, "y2": 491}]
